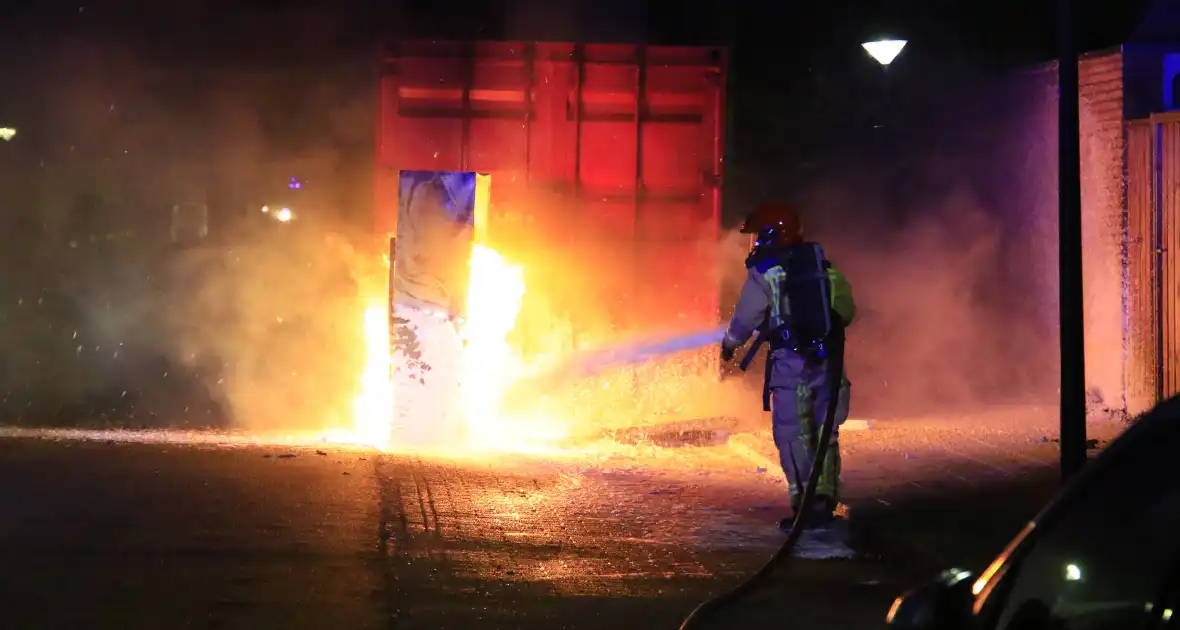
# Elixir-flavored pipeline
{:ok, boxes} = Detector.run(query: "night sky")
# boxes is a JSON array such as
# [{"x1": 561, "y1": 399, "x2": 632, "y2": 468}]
[
  {"x1": 1, "y1": 0, "x2": 1153, "y2": 57},
  {"x1": 0, "y1": 0, "x2": 1162, "y2": 221},
  {"x1": 0, "y1": 0, "x2": 1156, "y2": 131},
  {"x1": 1, "y1": 2, "x2": 1156, "y2": 130}
]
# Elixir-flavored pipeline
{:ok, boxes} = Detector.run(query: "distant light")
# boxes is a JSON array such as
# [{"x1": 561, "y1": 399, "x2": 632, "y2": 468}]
[
  {"x1": 0, "y1": 128, "x2": 15, "y2": 141},
  {"x1": 276, "y1": 208, "x2": 293, "y2": 222},
  {"x1": 289, "y1": 177, "x2": 302, "y2": 189},
  {"x1": 261, "y1": 205, "x2": 270, "y2": 213},
  {"x1": 862, "y1": 40, "x2": 907, "y2": 66},
  {"x1": 1064, "y1": 563, "x2": 1082, "y2": 581}
]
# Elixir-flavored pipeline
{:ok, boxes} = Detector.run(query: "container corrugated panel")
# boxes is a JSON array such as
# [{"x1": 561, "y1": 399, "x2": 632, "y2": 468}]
[
  {"x1": 1125, "y1": 119, "x2": 1157, "y2": 416},
  {"x1": 375, "y1": 41, "x2": 726, "y2": 335}
]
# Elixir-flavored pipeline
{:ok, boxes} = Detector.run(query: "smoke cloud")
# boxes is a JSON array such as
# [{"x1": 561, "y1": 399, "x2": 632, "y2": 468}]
[
  {"x1": 0, "y1": 24, "x2": 382, "y2": 433},
  {"x1": 798, "y1": 174, "x2": 1058, "y2": 418},
  {"x1": 712, "y1": 70, "x2": 1065, "y2": 421},
  {"x1": 1, "y1": 16, "x2": 1115, "y2": 439}
]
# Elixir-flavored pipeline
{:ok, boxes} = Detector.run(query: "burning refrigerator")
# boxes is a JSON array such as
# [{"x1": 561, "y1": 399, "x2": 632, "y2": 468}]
[{"x1": 387, "y1": 170, "x2": 489, "y2": 449}]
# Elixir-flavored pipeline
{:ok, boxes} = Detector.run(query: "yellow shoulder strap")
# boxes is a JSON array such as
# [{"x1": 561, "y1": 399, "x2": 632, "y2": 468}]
[{"x1": 826, "y1": 266, "x2": 857, "y2": 326}]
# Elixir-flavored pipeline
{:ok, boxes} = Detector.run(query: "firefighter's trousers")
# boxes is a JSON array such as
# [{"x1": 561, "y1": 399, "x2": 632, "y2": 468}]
[{"x1": 768, "y1": 347, "x2": 850, "y2": 509}]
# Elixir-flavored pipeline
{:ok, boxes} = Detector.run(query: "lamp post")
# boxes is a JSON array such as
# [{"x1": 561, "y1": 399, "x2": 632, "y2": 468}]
[{"x1": 1057, "y1": 0, "x2": 1087, "y2": 482}]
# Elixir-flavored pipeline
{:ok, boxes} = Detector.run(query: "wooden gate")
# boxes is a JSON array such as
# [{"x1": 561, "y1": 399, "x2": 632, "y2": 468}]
[{"x1": 1126, "y1": 113, "x2": 1180, "y2": 413}]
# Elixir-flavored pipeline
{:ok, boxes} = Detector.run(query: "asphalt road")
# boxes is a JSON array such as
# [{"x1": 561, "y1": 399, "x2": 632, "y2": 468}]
[
  {"x1": 0, "y1": 437, "x2": 901, "y2": 630},
  {"x1": 0, "y1": 407, "x2": 1128, "y2": 630}
]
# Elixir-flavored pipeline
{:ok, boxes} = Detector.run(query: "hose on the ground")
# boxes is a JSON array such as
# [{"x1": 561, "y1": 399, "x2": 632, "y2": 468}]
[{"x1": 677, "y1": 323, "x2": 846, "y2": 630}]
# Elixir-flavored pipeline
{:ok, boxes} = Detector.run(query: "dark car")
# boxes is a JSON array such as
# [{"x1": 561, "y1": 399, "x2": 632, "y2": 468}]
[{"x1": 887, "y1": 395, "x2": 1180, "y2": 630}]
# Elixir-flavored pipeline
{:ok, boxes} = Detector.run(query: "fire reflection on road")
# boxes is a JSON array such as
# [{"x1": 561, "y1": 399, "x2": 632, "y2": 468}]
[{"x1": 373, "y1": 453, "x2": 778, "y2": 598}]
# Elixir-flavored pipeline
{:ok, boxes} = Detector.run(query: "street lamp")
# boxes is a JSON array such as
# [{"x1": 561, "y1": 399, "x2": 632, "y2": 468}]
[
  {"x1": 861, "y1": 40, "x2": 906, "y2": 132},
  {"x1": 0, "y1": 127, "x2": 15, "y2": 141},
  {"x1": 861, "y1": 40, "x2": 907, "y2": 66}
]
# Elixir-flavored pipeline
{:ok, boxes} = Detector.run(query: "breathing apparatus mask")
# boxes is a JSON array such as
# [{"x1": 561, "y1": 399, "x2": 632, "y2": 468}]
[{"x1": 746, "y1": 225, "x2": 797, "y2": 268}]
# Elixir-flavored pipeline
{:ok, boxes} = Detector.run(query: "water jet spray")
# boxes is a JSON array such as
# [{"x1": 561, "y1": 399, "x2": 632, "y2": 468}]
[{"x1": 502, "y1": 327, "x2": 726, "y2": 406}]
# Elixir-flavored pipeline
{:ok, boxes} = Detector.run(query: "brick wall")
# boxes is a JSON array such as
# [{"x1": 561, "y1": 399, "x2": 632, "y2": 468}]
[{"x1": 1077, "y1": 50, "x2": 1128, "y2": 414}]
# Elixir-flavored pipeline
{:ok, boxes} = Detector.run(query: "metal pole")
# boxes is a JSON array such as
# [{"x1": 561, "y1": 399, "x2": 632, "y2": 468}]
[{"x1": 1058, "y1": 0, "x2": 1088, "y2": 481}]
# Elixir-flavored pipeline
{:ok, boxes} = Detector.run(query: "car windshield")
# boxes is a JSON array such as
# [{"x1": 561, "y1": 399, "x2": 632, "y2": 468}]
[{"x1": 990, "y1": 419, "x2": 1180, "y2": 630}]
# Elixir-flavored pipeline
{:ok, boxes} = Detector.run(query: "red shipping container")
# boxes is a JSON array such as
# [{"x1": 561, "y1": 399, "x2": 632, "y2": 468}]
[{"x1": 375, "y1": 41, "x2": 726, "y2": 336}]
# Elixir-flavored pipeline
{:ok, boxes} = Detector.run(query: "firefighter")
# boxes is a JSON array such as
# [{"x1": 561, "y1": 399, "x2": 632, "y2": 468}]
[{"x1": 720, "y1": 202, "x2": 856, "y2": 530}]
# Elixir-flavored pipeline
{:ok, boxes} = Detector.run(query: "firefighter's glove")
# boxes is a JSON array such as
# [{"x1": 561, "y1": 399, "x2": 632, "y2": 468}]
[{"x1": 720, "y1": 342, "x2": 737, "y2": 363}]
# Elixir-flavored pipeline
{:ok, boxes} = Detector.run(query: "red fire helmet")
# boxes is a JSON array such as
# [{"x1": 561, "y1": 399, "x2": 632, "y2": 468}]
[{"x1": 740, "y1": 202, "x2": 804, "y2": 245}]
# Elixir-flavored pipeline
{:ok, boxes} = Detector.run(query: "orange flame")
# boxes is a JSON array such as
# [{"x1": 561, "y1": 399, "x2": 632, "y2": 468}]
[
  {"x1": 347, "y1": 303, "x2": 394, "y2": 449},
  {"x1": 337, "y1": 243, "x2": 569, "y2": 454}
]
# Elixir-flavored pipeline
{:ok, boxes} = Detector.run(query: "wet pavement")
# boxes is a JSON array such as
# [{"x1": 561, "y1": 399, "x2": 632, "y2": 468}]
[
  {"x1": 0, "y1": 407, "x2": 1130, "y2": 630},
  {"x1": 0, "y1": 439, "x2": 382, "y2": 630}
]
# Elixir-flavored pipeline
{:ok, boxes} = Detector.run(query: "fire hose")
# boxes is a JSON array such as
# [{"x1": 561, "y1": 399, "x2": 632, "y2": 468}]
[{"x1": 677, "y1": 323, "x2": 846, "y2": 630}]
